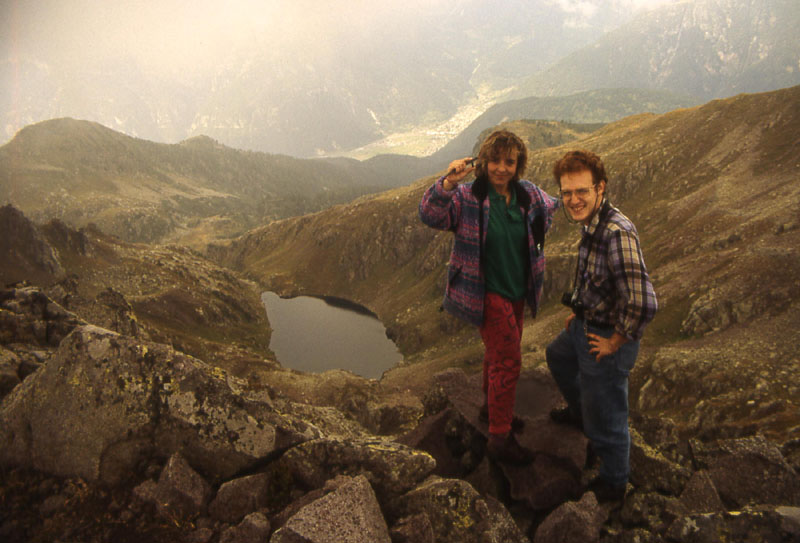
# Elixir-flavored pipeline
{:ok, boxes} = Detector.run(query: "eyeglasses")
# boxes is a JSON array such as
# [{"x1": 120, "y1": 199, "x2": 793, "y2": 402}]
[{"x1": 559, "y1": 187, "x2": 595, "y2": 200}]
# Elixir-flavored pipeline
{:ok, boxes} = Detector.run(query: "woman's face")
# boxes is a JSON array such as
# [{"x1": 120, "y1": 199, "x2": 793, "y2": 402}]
[{"x1": 487, "y1": 150, "x2": 518, "y2": 192}]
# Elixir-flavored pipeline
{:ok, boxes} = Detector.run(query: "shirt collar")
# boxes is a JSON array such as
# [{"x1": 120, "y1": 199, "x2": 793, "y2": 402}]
[
  {"x1": 488, "y1": 183, "x2": 517, "y2": 206},
  {"x1": 582, "y1": 198, "x2": 607, "y2": 236}
]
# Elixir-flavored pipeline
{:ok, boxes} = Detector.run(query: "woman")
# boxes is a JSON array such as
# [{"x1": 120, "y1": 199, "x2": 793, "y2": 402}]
[{"x1": 419, "y1": 130, "x2": 558, "y2": 464}]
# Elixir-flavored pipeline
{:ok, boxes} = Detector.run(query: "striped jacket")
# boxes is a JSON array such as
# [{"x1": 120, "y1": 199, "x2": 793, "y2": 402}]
[{"x1": 419, "y1": 176, "x2": 559, "y2": 326}]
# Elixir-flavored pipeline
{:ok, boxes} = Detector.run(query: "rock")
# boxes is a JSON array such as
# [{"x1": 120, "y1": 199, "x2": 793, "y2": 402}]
[
  {"x1": 387, "y1": 476, "x2": 528, "y2": 543},
  {"x1": 0, "y1": 346, "x2": 21, "y2": 399},
  {"x1": 0, "y1": 287, "x2": 84, "y2": 347},
  {"x1": 679, "y1": 471, "x2": 725, "y2": 514},
  {"x1": 209, "y1": 472, "x2": 271, "y2": 524},
  {"x1": 389, "y1": 513, "x2": 435, "y2": 543},
  {"x1": 691, "y1": 435, "x2": 800, "y2": 507},
  {"x1": 500, "y1": 453, "x2": 583, "y2": 511},
  {"x1": 533, "y1": 492, "x2": 606, "y2": 543},
  {"x1": 0, "y1": 325, "x2": 318, "y2": 484},
  {"x1": 270, "y1": 475, "x2": 353, "y2": 532},
  {"x1": 270, "y1": 475, "x2": 391, "y2": 543},
  {"x1": 153, "y1": 453, "x2": 212, "y2": 521},
  {"x1": 0, "y1": 205, "x2": 64, "y2": 286},
  {"x1": 629, "y1": 427, "x2": 691, "y2": 495},
  {"x1": 398, "y1": 409, "x2": 464, "y2": 477},
  {"x1": 279, "y1": 437, "x2": 436, "y2": 502},
  {"x1": 410, "y1": 368, "x2": 586, "y2": 510},
  {"x1": 665, "y1": 506, "x2": 800, "y2": 543},
  {"x1": 620, "y1": 491, "x2": 685, "y2": 534},
  {"x1": 219, "y1": 512, "x2": 271, "y2": 543}
]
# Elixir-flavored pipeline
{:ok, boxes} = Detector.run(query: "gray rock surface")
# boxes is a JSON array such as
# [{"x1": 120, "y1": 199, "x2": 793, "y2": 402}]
[
  {"x1": 279, "y1": 437, "x2": 436, "y2": 502},
  {"x1": 270, "y1": 475, "x2": 390, "y2": 543},
  {"x1": 0, "y1": 324, "x2": 318, "y2": 483}
]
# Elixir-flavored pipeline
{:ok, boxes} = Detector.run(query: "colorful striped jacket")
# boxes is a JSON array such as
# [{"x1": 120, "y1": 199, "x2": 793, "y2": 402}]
[{"x1": 419, "y1": 175, "x2": 559, "y2": 326}]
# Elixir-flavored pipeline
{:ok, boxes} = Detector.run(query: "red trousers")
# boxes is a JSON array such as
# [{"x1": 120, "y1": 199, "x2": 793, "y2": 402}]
[{"x1": 480, "y1": 292, "x2": 525, "y2": 435}]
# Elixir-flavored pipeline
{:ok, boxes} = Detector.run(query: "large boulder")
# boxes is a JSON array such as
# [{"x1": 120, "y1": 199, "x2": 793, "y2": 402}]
[{"x1": 0, "y1": 325, "x2": 318, "y2": 484}]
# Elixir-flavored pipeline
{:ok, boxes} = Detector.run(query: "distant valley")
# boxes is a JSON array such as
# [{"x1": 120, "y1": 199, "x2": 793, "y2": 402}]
[{"x1": 3, "y1": 0, "x2": 797, "y2": 157}]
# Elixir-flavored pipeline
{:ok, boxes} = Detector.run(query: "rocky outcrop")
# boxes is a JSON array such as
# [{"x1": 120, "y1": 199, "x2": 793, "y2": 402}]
[
  {"x1": 0, "y1": 204, "x2": 64, "y2": 286},
  {"x1": 0, "y1": 324, "x2": 317, "y2": 484},
  {"x1": 1, "y1": 292, "x2": 798, "y2": 543}
]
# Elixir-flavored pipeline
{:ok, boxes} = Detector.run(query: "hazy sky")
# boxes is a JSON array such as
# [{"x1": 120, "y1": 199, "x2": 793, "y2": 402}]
[{"x1": 2, "y1": 0, "x2": 675, "y2": 76}]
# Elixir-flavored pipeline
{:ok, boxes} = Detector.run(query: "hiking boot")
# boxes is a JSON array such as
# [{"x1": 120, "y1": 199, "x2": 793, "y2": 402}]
[
  {"x1": 549, "y1": 406, "x2": 583, "y2": 431},
  {"x1": 586, "y1": 475, "x2": 627, "y2": 502},
  {"x1": 479, "y1": 403, "x2": 525, "y2": 433},
  {"x1": 487, "y1": 432, "x2": 534, "y2": 465}
]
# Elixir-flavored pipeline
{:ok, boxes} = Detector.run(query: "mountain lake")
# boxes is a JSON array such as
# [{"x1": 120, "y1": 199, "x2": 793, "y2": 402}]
[{"x1": 261, "y1": 292, "x2": 402, "y2": 380}]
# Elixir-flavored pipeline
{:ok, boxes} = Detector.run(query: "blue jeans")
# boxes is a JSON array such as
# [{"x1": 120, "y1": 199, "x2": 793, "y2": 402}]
[{"x1": 545, "y1": 318, "x2": 639, "y2": 487}]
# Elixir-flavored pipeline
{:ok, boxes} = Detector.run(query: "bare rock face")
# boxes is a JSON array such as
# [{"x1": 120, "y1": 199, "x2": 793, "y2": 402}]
[
  {"x1": 0, "y1": 324, "x2": 318, "y2": 484},
  {"x1": 270, "y1": 475, "x2": 391, "y2": 543}
]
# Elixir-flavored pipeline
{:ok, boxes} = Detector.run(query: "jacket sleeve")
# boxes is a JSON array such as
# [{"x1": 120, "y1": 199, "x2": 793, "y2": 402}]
[
  {"x1": 528, "y1": 183, "x2": 560, "y2": 232},
  {"x1": 418, "y1": 176, "x2": 462, "y2": 232}
]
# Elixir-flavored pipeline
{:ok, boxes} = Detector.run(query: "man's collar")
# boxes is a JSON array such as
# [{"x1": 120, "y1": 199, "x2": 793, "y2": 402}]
[{"x1": 582, "y1": 197, "x2": 607, "y2": 235}]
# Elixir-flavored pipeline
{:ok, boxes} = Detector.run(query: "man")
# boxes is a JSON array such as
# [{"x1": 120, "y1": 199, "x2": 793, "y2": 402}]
[{"x1": 545, "y1": 150, "x2": 657, "y2": 501}]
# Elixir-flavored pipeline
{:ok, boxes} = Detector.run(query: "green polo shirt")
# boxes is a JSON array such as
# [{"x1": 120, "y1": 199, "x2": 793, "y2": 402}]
[{"x1": 484, "y1": 184, "x2": 528, "y2": 301}]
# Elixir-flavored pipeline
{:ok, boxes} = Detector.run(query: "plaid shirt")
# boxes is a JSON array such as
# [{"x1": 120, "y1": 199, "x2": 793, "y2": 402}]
[{"x1": 576, "y1": 200, "x2": 657, "y2": 341}]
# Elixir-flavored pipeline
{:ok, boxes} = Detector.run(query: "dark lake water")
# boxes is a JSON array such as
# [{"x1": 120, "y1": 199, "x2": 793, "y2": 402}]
[{"x1": 261, "y1": 292, "x2": 402, "y2": 380}]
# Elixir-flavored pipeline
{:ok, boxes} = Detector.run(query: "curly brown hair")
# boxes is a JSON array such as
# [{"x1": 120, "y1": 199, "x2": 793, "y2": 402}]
[
  {"x1": 475, "y1": 130, "x2": 528, "y2": 183},
  {"x1": 552, "y1": 150, "x2": 607, "y2": 187}
]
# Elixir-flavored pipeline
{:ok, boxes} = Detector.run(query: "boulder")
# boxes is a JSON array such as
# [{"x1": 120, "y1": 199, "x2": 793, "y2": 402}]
[
  {"x1": 619, "y1": 491, "x2": 686, "y2": 534},
  {"x1": 533, "y1": 492, "x2": 606, "y2": 543},
  {"x1": 270, "y1": 475, "x2": 391, "y2": 543},
  {"x1": 219, "y1": 512, "x2": 271, "y2": 543},
  {"x1": 389, "y1": 513, "x2": 435, "y2": 543},
  {"x1": 665, "y1": 505, "x2": 800, "y2": 543},
  {"x1": 0, "y1": 287, "x2": 84, "y2": 347},
  {"x1": 209, "y1": 472, "x2": 272, "y2": 524},
  {"x1": 279, "y1": 437, "x2": 436, "y2": 502},
  {"x1": 388, "y1": 476, "x2": 528, "y2": 543},
  {"x1": 153, "y1": 453, "x2": 212, "y2": 521},
  {"x1": 0, "y1": 325, "x2": 318, "y2": 484},
  {"x1": 629, "y1": 427, "x2": 692, "y2": 495},
  {"x1": 691, "y1": 435, "x2": 800, "y2": 507},
  {"x1": 407, "y1": 368, "x2": 587, "y2": 510},
  {"x1": 0, "y1": 346, "x2": 21, "y2": 399},
  {"x1": 679, "y1": 470, "x2": 725, "y2": 514}
]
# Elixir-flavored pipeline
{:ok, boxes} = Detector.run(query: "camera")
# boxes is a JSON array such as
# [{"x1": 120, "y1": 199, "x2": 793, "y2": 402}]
[{"x1": 561, "y1": 291, "x2": 584, "y2": 315}]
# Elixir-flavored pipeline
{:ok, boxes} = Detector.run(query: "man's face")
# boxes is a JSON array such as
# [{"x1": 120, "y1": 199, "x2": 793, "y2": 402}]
[{"x1": 559, "y1": 169, "x2": 605, "y2": 225}]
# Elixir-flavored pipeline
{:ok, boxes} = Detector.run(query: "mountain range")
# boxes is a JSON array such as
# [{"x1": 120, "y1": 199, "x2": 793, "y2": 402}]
[
  {"x1": 0, "y1": 116, "x2": 600, "y2": 246},
  {"x1": 3, "y1": 0, "x2": 797, "y2": 157}
]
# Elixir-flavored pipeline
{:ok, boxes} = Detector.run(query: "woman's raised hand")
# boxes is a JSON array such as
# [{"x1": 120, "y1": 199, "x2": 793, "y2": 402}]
[{"x1": 443, "y1": 157, "x2": 476, "y2": 190}]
